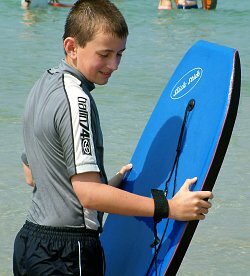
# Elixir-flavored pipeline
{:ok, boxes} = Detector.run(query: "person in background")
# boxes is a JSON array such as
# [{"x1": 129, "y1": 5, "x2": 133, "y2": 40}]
[
  {"x1": 14, "y1": 0, "x2": 213, "y2": 275},
  {"x1": 21, "y1": 0, "x2": 32, "y2": 8},
  {"x1": 158, "y1": 0, "x2": 217, "y2": 10},
  {"x1": 177, "y1": 0, "x2": 198, "y2": 9},
  {"x1": 157, "y1": 0, "x2": 198, "y2": 10},
  {"x1": 158, "y1": 0, "x2": 173, "y2": 10},
  {"x1": 202, "y1": 0, "x2": 217, "y2": 10},
  {"x1": 21, "y1": 0, "x2": 61, "y2": 8}
]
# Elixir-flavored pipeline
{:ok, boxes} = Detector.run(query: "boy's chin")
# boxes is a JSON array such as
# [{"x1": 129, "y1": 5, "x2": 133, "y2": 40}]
[{"x1": 95, "y1": 79, "x2": 109, "y2": 85}]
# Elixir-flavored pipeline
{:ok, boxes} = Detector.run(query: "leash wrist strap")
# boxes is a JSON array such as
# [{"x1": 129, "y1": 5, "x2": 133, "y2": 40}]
[{"x1": 151, "y1": 189, "x2": 169, "y2": 223}]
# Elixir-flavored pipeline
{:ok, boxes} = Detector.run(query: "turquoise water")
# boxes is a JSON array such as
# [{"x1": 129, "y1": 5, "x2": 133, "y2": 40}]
[{"x1": 0, "y1": 0, "x2": 249, "y2": 275}]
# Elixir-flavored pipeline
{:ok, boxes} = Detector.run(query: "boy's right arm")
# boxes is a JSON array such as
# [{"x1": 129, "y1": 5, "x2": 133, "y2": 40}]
[
  {"x1": 71, "y1": 172, "x2": 213, "y2": 221},
  {"x1": 22, "y1": 162, "x2": 35, "y2": 187}
]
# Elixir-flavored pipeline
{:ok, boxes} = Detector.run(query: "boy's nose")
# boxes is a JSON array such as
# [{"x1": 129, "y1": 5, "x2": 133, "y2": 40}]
[{"x1": 107, "y1": 57, "x2": 120, "y2": 71}]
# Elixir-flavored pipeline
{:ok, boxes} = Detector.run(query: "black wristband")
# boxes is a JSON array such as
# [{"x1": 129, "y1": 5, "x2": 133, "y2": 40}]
[{"x1": 151, "y1": 189, "x2": 169, "y2": 223}]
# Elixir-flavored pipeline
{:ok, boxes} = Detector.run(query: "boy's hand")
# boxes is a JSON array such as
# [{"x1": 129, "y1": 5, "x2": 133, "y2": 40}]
[
  {"x1": 168, "y1": 177, "x2": 213, "y2": 221},
  {"x1": 108, "y1": 163, "x2": 133, "y2": 188},
  {"x1": 118, "y1": 163, "x2": 133, "y2": 176}
]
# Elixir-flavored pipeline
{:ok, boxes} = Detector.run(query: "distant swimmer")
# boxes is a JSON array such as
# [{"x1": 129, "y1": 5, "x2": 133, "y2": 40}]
[
  {"x1": 21, "y1": 0, "x2": 31, "y2": 8},
  {"x1": 177, "y1": 0, "x2": 198, "y2": 9},
  {"x1": 178, "y1": 0, "x2": 217, "y2": 10},
  {"x1": 48, "y1": 0, "x2": 65, "y2": 5},
  {"x1": 158, "y1": 0, "x2": 173, "y2": 10},
  {"x1": 21, "y1": 0, "x2": 63, "y2": 8},
  {"x1": 158, "y1": 0, "x2": 217, "y2": 10},
  {"x1": 202, "y1": 0, "x2": 217, "y2": 10},
  {"x1": 21, "y1": 0, "x2": 48, "y2": 8}
]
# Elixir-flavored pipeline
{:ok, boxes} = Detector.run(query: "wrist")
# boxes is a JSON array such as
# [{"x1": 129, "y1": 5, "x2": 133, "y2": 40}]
[{"x1": 167, "y1": 199, "x2": 174, "y2": 219}]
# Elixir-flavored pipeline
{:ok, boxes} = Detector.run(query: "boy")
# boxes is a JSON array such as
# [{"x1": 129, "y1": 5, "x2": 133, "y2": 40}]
[{"x1": 14, "y1": 0, "x2": 213, "y2": 275}]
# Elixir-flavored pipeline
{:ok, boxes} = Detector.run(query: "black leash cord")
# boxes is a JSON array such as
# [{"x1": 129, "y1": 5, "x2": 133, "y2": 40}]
[{"x1": 146, "y1": 99, "x2": 195, "y2": 276}]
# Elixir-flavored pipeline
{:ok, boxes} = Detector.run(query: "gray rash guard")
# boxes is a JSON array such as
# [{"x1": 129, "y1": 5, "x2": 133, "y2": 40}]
[{"x1": 22, "y1": 60, "x2": 107, "y2": 231}]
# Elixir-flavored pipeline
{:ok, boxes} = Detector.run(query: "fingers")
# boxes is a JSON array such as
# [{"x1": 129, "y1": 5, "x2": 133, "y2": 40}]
[
  {"x1": 197, "y1": 190, "x2": 213, "y2": 200},
  {"x1": 183, "y1": 177, "x2": 198, "y2": 190},
  {"x1": 195, "y1": 206, "x2": 210, "y2": 220},
  {"x1": 109, "y1": 164, "x2": 133, "y2": 188},
  {"x1": 118, "y1": 163, "x2": 133, "y2": 175},
  {"x1": 200, "y1": 198, "x2": 212, "y2": 208},
  {"x1": 199, "y1": 207, "x2": 209, "y2": 215},
  {"x1": 193, "y1": 197, "x2": 213, "y2": 220},
  {"x1": 188, "y1": 206, "x2": 209, "y2": 221},
  {"x1": 196, "y1": 213, "x2": 206, "y2": 220},
  {"x1": 183, "y1": 177, "x2": 213, "y2": 201},
  {"x1": 170, "y1": 177, "x2": 214, "y2": 221}
]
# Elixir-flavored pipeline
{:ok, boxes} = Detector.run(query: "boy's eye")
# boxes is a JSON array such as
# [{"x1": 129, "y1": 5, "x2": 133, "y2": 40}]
[
  {"x1": 98, "y1": 52, "x2": 124, "y2": 58},
  {"x1": 98, "y1": 52, "x2": 110, "y2": 58}
]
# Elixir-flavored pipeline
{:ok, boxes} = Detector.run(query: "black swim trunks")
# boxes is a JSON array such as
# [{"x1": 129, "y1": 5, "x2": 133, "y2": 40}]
[
  {"x1": 13, "y1": 221, "x2": 105, "y2": 276},
  {"x1": 178, "y1": 4, "x2": 198, "y2": 9}
]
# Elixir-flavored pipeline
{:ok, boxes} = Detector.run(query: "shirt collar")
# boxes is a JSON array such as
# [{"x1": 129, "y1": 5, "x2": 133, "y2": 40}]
[{"x1": 59, "y1": 59, "x2": 95, "y2": 92}]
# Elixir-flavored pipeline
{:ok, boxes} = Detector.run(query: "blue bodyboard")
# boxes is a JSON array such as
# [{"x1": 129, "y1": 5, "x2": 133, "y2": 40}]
[{"x1": 101, "y1": 40, "x2": 241, "y2": 275}]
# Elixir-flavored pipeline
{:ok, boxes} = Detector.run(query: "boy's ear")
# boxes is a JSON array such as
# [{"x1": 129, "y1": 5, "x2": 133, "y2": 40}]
[{"x1": 64, "y1": 37, "x2": 77, "y2": 59}]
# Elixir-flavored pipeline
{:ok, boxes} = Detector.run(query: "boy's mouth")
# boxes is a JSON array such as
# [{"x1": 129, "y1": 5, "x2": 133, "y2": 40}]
[{"x1": 101, "y1": 71, "x2": 112, "y2": 78}]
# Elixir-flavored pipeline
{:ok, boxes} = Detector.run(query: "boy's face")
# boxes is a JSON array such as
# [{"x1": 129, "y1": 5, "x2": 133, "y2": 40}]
[{"x1": 72, "y1": 32, "x2": 127, "y2": 85}]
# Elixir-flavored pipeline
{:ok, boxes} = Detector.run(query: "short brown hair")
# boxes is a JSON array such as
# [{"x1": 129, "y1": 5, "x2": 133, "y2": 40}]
[{"x1": 63, "y1": 0, "x2": 129, "y2": 47}]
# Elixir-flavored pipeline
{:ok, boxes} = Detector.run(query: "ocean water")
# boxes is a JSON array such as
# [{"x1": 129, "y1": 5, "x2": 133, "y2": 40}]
[{"x1": 0, "y1": 0, "x2": 249, "y2": 275}]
